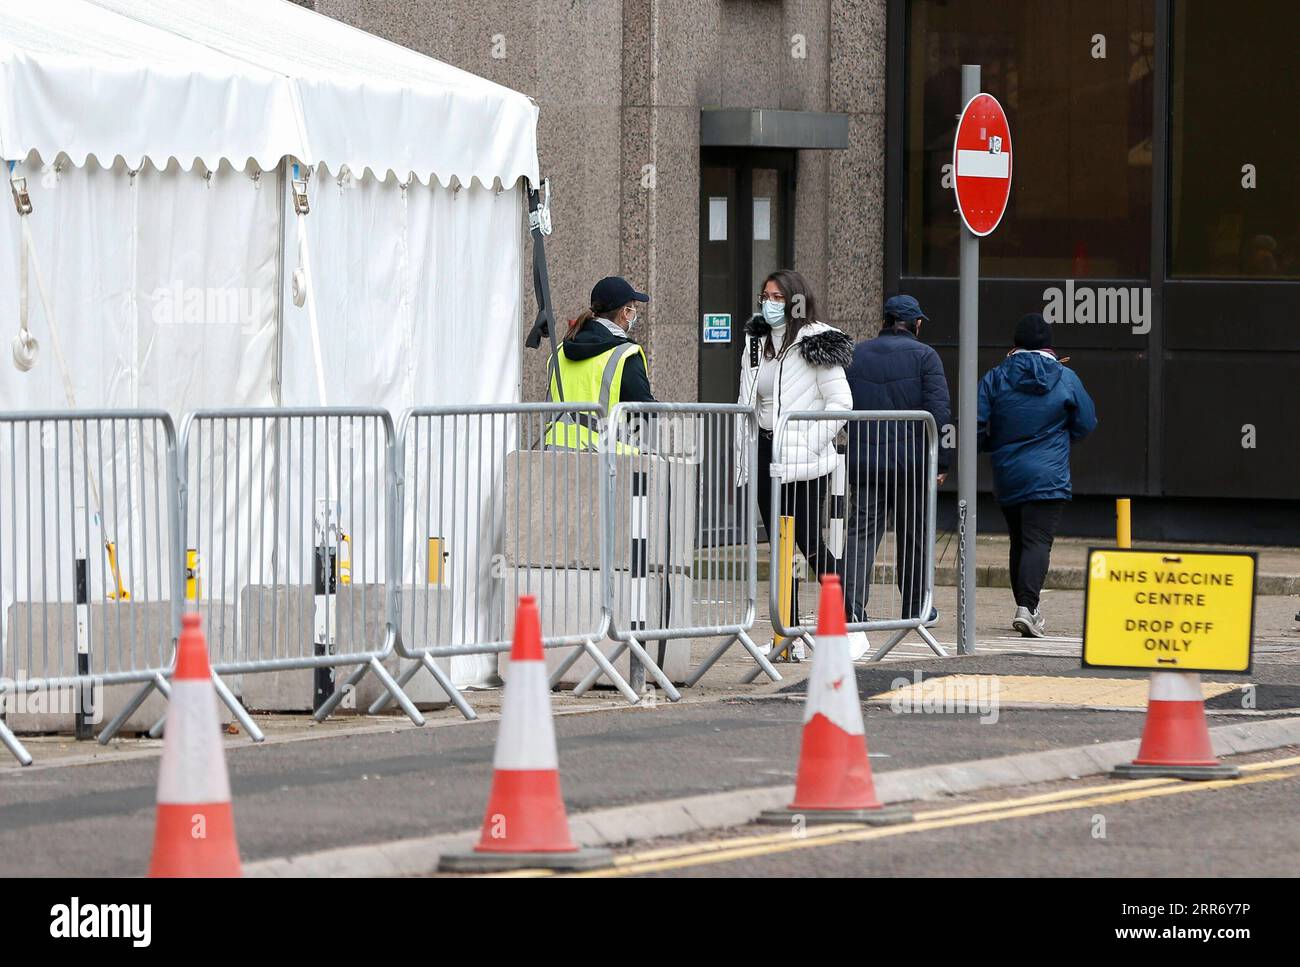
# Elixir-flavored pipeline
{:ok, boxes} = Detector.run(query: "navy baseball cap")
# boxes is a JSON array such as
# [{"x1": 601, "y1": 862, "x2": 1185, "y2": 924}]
[
  {"x1": 884, "y1": 294, "x2": 927, "y2": 323},
  {"x1": 591, "y1": 276, "x2": 649, "y2": 311}
]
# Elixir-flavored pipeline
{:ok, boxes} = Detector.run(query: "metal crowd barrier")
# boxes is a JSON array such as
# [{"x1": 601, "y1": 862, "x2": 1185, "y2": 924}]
[
  {"x1": 0, "y1": 410, "x2": 184, "y2": 765},
  {"x1": 370, "y1": 403, "x2": 637, "y2": 720},
  {"x1": 760, "y1": 409, "x2": 945, "y2": 672},
  {"x1": 178, "y1": 407, "x2": 421, "y2": 729},
  {"x1": 578, "y1": 402, "x2": 779, "y2": 698},
  {"x1": 0, "y1": 403, "x2": 956, "y2": 765}
]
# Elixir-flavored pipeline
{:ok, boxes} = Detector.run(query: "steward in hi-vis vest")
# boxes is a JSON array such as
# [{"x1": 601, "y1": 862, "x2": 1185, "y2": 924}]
[{"x1": 546, "y1": 276, "x2": 654, "y2": 451}]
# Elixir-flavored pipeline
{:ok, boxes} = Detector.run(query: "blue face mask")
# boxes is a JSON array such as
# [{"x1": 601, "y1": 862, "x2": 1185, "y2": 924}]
[{"x1": 761, "y1": 299, "x2": 786, "y2": 329}]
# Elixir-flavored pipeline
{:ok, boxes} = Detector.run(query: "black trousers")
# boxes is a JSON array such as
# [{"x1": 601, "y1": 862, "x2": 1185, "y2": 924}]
[
  {"x1": 844, "y1": 462, "x2": 929, "y2": 620},
  {"x1": 755, "y1": 431, "x2": 845, "y2": 608},
  {"x1": 1002, "y1": 499, "x2": 1066, "y2": 611}
]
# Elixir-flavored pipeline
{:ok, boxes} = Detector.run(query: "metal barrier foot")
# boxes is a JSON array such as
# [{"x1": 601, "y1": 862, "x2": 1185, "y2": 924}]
[
  {"x1": 367, "y1": 654, "x2": 474, "y2": 720},
  {"x1": 574, "y1": 639, "x2": 639, "y2": 705},
  {"x1": 367, "y1": 658, "x2": 418, "y2": 713},
  {"x1": 915, "y1": 625, "x2": 948, "y2": 657},
  {"x1": 572, "y1": 642, "x2": 627, "y2": 697},
  {"x1": 313, "y1": 663, "x2": 370, "y2": 722},
  {"x1": 735, "y1": 630, "x2": 784, "y2": 685},
  {"x1": 694, "y1": 631, "x2": 784, "y2": 687},
  {"x1": 211, "y1": 672, "x2": 265, "y2": 742},
  {"x1": 363, "y1": 658, "x2": 425, "y2": 727},
  {"x1": 866, "y1": 628, "x2": 909, "y2": 663},
  {"x1": 0, "y1": 717, "x2": 33, "y2": 766},
  {"x1": 683, "y1": 634, "x2": 734, "y2": 687},
  {"x1": 97, "y1": 674, "x2": 168, "y2": 745},
  {"x1": 743, "y1": 634, "x2": 790, "y2": 686},
  {"x1": 623, "y1": 637, "x2": 681, "y2": 702},
  {"x1": 547, "y1": 639, "x2": 593, "y2": 688}
]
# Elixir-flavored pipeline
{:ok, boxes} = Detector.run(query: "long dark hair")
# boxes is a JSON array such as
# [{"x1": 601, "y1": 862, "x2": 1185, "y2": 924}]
[
  {"x1": 760, "y1": 269, "x2": 820, "y2": 359},
  {"x1": 566, "y1": 301, "x2": 633, "y2": 340}
]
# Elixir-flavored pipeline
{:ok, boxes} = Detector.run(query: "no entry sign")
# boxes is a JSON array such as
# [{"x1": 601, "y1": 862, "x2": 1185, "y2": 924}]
[{"x1": 953, "y1": 92, "x2": 1012, "y2": 236}]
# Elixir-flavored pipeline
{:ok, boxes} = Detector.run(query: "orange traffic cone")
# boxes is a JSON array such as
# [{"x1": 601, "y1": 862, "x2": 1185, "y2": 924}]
[
  {"x1": 149, "y1": 613, "x2": 241, "y2": 877},
  {"x1": 1112, "y1": 671, "x2": 1239, "y2": 780},
  {"x1": 761, "y1": 575, "x2": 911, "y2": 826},
  {"x1": 439, "y1": 596, "x2": 611, "y2": 872}
]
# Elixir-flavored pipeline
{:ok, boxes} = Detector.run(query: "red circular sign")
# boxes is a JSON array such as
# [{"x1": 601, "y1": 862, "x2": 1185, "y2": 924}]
[{"x1": 953, "y1": 93, "x2": 1013, "y2": 237}]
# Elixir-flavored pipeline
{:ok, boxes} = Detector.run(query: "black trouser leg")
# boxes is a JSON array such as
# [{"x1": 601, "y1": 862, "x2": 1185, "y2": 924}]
[
  {"x1": 845, "y1": 470, "x2": 889, "y2": 621},
  {"x1": 1002, "y1": 502, "x2": 1024, "y2": 608},
  {"x1": 756, "y1": 432, "x2": 775, "y2": 542},
  {"x1": 895, "y1": 469, "x2": 929, "y2": 619},
  {"x1": 784, "y1": 473, "x2": 841, "y2": 586},
  {"x1": 1005, "y1": 499, "x2": 1065, "y2": 611},
  {"x1": 756, "y1": 432, "x2": 845, "y2": 615}
]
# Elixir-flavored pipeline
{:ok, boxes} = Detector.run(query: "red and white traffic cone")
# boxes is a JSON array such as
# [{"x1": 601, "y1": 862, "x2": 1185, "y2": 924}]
[
  {"x1": 149, "y1": 613, "x2": 241, "y2": 877},
  {"x1": 761, "y1": 575, "x2": 911, "y2": 826},
  {"x1": 1112, "y1": 671, "x2": 1239, "y2": 780},
  {"x1": 439, "y1": 596, "x2": 611, "y2": 872}
]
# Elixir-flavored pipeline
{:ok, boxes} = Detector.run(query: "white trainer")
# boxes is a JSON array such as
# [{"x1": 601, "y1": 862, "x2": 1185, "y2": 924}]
[{"x1": 847, "y1": 630, "x2": 871, "y2": 661}]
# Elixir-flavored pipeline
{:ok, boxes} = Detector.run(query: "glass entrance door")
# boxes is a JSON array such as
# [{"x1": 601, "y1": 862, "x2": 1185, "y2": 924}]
[
  {"x1": 697, "y1": 150, "x2": 794, "y2": 546},
  {"x1": 698, "y1": 150, "x2": 794, "y2": 403}
]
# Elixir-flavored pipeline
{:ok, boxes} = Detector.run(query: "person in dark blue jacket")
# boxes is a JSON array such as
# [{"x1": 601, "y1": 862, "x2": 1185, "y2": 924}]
[
  {"x1": 978, "y1": 313, "x2": 1097, "y2": 637},
  {"x1": 843, "y1": 295, "x2": 951, "y2": 629}
]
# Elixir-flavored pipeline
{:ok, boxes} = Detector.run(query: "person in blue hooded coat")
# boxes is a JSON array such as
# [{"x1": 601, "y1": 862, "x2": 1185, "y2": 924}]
[{"x1": 978, "y1": 313, "x2": 1097, "y2": 638}]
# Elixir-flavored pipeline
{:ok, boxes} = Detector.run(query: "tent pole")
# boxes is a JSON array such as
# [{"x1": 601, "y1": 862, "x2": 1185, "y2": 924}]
[{"x1": 272, "y1": 159, "x2": 287, "y2": 406}]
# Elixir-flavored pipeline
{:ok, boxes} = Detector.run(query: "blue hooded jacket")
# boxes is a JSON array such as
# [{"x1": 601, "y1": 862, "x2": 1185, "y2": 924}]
[{"x1": 977, "y1": 351, "x2": 1097, "y2": 506}]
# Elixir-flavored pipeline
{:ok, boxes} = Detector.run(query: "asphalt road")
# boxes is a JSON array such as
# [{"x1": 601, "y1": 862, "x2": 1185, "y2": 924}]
[
  {"x1": 0, "y1": 691, "x2": 1178, "y2": 877},
  {"x1": 6, "y1": 648, "x2": 1299, "y2": 877},
  {"x1": 574, "y1": 748, "x2": 1300, "y2": 878}
]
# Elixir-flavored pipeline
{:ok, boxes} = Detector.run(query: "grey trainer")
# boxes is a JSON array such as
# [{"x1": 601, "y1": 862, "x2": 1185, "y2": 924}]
[
  {"x1": 1014, "y1": 607, "x2": 1046, "y2": 638},
  {"x1": 1012, "y1": 606, "x2": 1030, "y2": 632}
]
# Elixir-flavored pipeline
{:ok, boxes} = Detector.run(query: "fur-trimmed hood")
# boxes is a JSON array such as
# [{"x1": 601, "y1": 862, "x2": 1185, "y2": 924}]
[
  {"x1": 744, "y1": 315, "x2": 854, "y2": 370},
  {"x1": 735, "y1": 315, "x2": 854, "y2": 487}
]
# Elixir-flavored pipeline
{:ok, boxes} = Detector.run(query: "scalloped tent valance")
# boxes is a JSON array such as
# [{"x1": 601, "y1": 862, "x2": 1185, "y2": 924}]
[{"x1": 0, "y1": 0, "x2": 540, "y2": 189}]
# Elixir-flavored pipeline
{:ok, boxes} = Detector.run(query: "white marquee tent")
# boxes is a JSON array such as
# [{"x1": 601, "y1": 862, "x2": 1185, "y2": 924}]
[{"x1": 0, "y1": 0, "x2": 542, "y2": 693}]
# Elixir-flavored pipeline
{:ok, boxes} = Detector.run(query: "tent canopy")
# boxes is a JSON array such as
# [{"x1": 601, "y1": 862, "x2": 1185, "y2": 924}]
[{"x1": 0, "y1": 0, "x2": 540, "y2": 188}]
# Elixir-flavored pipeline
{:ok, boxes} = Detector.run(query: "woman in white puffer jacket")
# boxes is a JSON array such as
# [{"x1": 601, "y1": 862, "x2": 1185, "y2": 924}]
[{"x1": 736, "y1": 269, "x2": 854, "y2": 617}]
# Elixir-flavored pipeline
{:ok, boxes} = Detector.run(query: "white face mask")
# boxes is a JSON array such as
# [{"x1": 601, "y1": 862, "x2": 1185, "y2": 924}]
[{"x1": 761, "y1": 299, "x2": 787, "y2": 329}]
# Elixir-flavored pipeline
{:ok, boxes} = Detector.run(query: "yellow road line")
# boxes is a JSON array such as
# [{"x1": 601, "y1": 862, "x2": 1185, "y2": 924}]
[
  {"x1": 487, "y1": 753, "x2": 1300, "y2": 878},
  {"x1": 1240, "y1": 754, "x2": 1300, "y2": 771},
  {"x1": 569, "y1": 769, "x2": 1296, "y2": 877}
]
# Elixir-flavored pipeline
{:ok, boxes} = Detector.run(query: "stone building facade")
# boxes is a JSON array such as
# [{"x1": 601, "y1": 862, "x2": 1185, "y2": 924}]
[{"x1": 297, "y1": 0, "x2": 888, "y2": 404}]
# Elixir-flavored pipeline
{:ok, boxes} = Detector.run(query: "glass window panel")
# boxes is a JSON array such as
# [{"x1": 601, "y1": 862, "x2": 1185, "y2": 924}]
[
  {"x1": 1170, "y1": 0, "x2": 1300, "y2": 279},
  {"x1": 905, "y1": 0, "x2": 1154, "y2": 278}
]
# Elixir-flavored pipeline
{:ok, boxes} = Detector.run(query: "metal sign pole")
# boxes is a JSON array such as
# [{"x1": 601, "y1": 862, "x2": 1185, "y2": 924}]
[{"x1": 957, "y1": 63, "x2": 980, "y2": 656}]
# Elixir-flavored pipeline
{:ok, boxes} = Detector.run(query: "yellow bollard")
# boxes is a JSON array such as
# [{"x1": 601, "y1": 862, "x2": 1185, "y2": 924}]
[
  {"x1": 427, "y1": 537, "x2": 447, "y2": 585},
  {"x1": 104, "y1": 541, "x2": 130, "y2": 601},
  {"x1": 774, "y1": 515, "x2": 796, "y2": 658},
  {"x1": 185, "y1": 548, "x2": 201, "y2": 602},
  {"x1": 338, "y1": 533, "x2": 352, "y2": 586},
  {"x1": 1116, "y1": 498, "x2": 1132, "y2": 549}
]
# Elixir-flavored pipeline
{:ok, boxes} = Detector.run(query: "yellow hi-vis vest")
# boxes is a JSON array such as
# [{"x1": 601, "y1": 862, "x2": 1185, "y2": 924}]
[{"x1": 545, "y1": 341, "x2": 647, "y2": 451}]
